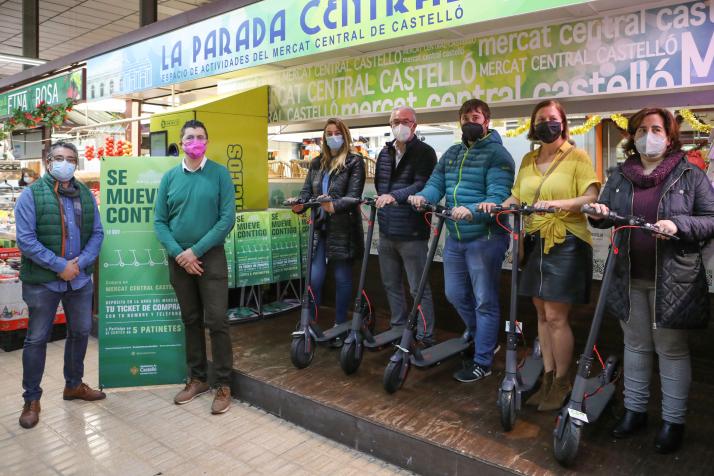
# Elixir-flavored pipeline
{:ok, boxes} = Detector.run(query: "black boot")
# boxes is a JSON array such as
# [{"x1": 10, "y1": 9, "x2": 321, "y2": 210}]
[
  {"x1": 654, "y1": 421, "x2": 685, "y2": 454},
  {"x1": 611, "y1": 409, "x2": 648, "y2": 438}
]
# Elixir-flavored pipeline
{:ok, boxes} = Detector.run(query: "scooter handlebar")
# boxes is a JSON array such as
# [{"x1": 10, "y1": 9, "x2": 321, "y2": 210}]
[
  {"x1": 581, "y1": 205, "x2": 679, "y2": 240},
  {"x1": 491, "y1": 204, "x2": 558, "y2": 215}
]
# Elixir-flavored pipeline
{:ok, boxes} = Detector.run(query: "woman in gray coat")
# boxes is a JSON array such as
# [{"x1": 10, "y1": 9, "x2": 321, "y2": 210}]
[{"x1": 586, "y1": 107, "x2": 714, "y2": 454}]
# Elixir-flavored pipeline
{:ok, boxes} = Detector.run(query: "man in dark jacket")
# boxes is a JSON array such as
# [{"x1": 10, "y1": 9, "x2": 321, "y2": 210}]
[{"x1": 375, "y1": 107, "x2": 437, "y2": 344}]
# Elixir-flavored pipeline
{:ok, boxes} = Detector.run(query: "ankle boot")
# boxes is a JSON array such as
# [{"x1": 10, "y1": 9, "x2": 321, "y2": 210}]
[
  {"x1": 654, "y1": 421, "x2": 685, "y2": 454},
  {"x1": 612, "y1": 410, "x2": 648, "y2": 438},
  {"x1": 538, "y1": 375, "x2": 572, "y2": 412},
  {"x1": 526, "y1": 371, "x2": 553, "y2": 407}
]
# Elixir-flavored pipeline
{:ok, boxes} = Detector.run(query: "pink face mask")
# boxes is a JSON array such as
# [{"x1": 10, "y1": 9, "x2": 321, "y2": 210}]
[{"x1": 183, "y1": 139, "x2": 207, "y2": 160}]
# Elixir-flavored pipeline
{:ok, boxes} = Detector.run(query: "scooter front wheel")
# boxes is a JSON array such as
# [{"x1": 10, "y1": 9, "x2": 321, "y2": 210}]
[
  {"x1": 553, "y1": 415, "x2": 582, "y2": 467},
  {"x1": 290, "y1": 334, "x2": 315, "y2": 369},
  {"x1": 498, "y1": 388, "x2": 517, "y2": 432},
  {"x1": 383, "y1": 359, "x2": 409, "y2": 394},
  {"x1": 339, "y1": 339, "x2": 363, "y2": 375}
]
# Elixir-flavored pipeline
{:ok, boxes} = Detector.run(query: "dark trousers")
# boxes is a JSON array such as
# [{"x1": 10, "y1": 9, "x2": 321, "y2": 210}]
[
  {"x1": 168, "y1": 246, "x2": 232, "y2": 385},
  {"x1": 22, "y1": 282, "x2": 94, "y2": 402},
  {"x1": 377, "y1": 235, "x2": 435, "y2": 339}
]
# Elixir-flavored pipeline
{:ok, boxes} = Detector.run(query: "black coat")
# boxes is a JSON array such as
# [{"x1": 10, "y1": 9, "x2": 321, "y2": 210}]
[
  {"x1": 590, "y1": 155, "x2": 714, "y2": 329},
  {"x1": 374, "y1": 137, "x2": 437, "y2": 241},
  {"x1": 299, "y1": 152, "x2": 366, "y2": 260}
]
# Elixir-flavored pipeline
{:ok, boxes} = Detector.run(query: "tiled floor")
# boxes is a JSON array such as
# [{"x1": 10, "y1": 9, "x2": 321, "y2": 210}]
[{"x1": 0, "y1": 337, "x2": 411, "y2": 475}]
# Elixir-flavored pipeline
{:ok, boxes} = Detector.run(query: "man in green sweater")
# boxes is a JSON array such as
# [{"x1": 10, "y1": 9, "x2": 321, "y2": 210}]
[{"x1": 154, "y1": 120, "x2": 235, "y2": 414}]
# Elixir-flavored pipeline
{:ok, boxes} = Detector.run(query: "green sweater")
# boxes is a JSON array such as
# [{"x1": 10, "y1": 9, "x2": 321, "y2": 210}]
[{"x1": 154, "y1": 159, "x2": 235, "y2": 258}]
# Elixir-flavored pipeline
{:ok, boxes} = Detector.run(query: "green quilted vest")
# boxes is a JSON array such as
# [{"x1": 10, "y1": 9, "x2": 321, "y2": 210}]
[{"x1": 20, "y1": 174, "x2": 96, "y2": 284}]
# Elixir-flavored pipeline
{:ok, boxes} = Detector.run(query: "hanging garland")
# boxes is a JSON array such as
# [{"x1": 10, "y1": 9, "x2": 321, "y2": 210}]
[
  {"x1": 569, "y1": 115, "x2": 602, "y2": 136},
  {"x1": 0, "y1": 98, "x2": 75, "y2": 141},
  {"x1": 610, "y1": 113, "x2": 629, "y2": 131},
  {"x1": 504, "y1": 109, "x2": 713, "y2": 138},
  {"x1": 680, "y1": 108, "x2": 712, "y2": 134},
  {"x1": 504, "y1": 119, "x2": 531, "y2": 138}
]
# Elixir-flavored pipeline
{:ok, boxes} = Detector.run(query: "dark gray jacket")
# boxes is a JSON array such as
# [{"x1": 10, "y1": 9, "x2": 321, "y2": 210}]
[{"x1": 590, "y1": 155, "x2": 714, "y2": 329}]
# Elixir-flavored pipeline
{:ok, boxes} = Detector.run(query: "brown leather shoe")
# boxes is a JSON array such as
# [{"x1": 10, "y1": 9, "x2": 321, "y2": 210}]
[
  {"x1": 63, "y1": 383, "x2": 107, "y2": 401},
  {"x1": 211, "y1": 385, "x2": 232, "y2": 414},
  {"x1": 174, "y1": 378, "x2": 210, "y2": 405},
  {"x1": 19, "y1": 400, "x2": 41, "y2": 429}
]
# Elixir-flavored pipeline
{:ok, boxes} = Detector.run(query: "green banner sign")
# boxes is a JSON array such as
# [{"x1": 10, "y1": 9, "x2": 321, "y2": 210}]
[
  {"x1": 0, "y1": 70, "x2": 83, "y2": 117},
  {"x1": 270, "y1": 209, "x2": 301, "y2": 282},
  {"x1": 86, "y1": 0, "x2": 590, "y2": 98},
  {"x1": 99, "y1": 156, "x2": 186, "y2": 388},
  {"x1": 219, "y1": 1, "x2": 714, "y2": 122},
  {"x1": 235, "y1": 211, "x2": 272, "y2": 287},
  {"x1": 225, "y1": 227, "x2": 236, "y2": 289}
]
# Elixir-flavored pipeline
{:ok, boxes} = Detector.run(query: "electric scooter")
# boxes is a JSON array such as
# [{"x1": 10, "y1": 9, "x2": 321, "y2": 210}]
[
  {"x1": 383, "y1": 202, "x2": 472, "y2": 393},
  {"x1": 339, "y1": 197, "x2": 380, "y2": 375},
  {"x1": 491, "y1": 204, "x2": 556, "y2": 431},
  {"x1": 553, "y1": 205, "x2": 678, "y2": 466},
  {"x1": 285, "y1": 196, "x2": 360, "y2": 369}
]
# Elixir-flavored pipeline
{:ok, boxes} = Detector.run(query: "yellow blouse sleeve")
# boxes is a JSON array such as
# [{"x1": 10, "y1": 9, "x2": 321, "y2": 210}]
[
  {"x1": 573, "y1": 150, "x2": 600, "y2": 197},
  {"x1": 511, "y1": 153, "x2": 533, "y2": 201}
]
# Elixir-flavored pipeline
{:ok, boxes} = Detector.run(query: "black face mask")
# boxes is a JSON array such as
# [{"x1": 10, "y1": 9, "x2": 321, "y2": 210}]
[
  {"x1": 461, "y1": 122, "x2": 484, "y2": 143},
  {"x1": 534, "y1": 121, "x2": 563, "y2": 144}
]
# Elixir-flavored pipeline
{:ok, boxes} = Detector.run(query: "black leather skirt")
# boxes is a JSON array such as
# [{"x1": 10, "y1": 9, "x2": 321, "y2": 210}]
[{"x1": 518, "y1": 232, "x2": 593, "y2": 304}]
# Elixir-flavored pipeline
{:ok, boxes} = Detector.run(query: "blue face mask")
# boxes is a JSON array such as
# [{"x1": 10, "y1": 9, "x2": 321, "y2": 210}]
[
  {"x1": 326, "y1": 135, "x2": 344, "y2": 152},
  {"x1": 50, "y1": 160, "x2": 76, "y2": 182}
]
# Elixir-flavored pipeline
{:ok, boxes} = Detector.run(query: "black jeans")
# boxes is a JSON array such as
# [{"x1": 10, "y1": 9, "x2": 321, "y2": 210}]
[{"x1": 168, "y1": 246, "x2": 232, "y2": 385}]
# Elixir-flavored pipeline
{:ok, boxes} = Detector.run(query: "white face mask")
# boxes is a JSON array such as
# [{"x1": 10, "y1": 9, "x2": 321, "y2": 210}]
[
  {"x1": 391, "y1": 124, "x2": 412, "y2": 143},
  {"x1": 635, "y1": 133, "x2": 667, "y2": 159}
]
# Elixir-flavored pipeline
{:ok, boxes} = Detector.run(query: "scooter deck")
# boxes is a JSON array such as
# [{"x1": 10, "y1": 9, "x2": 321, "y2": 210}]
[
  {"x1": 315, "y1": 321, "x2": 351, "y2": 343},
  {"x1": 583, "y1": 376, "x2": 616, "y2": 423},
  {"x1": 519, "y1": 355, "x2": 544, "y2": 393},
  {"x1": 411, "y1": 337, "x2": 470, "y2": 368},
  {"x1": 363, "y1": 326, "x2": 404, "y2": 349}
]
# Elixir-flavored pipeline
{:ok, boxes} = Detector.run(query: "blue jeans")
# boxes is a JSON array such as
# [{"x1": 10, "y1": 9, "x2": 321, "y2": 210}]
[
  {"x1": 443, "y1": 235, "x2": 508, "y2": 368},
  {"x1": 311, "y1": 234, "x2": 354, "y2": 325},
  {"x1": 22, "y1": 282, "x2": 94, "y2": 402}
]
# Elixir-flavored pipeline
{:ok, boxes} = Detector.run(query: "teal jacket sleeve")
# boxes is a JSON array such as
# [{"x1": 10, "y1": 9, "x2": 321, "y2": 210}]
[
  {"x1": 466, "y1": 146, "x2": 516, "y2": 217},
  {"x1": 191, "y1": 166, "x2": 236, "y2": 257},
  {"x1": 416, "y1": 153, "x2": 447, "y2": 205},
  {"x1": 153, "y1": 172, "x2": 184, "y2": 258}
]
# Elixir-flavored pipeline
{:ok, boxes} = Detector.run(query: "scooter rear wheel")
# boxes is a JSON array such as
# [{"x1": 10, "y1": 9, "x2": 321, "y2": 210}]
[
  {"x1": 290, "y1": 334, "x2": 315, "y2": 369},
  {"x1": 383, "y1": 359, "x2": 408, "y2": 394},
  {"x1": 339, "y1": 339, "x2": 363, "y2": 375},
  {"x1": 498, "y1": 388, "x2": 517, "y2": 432},
  {"x1": 553, "y1": 415, "x2": 581, "y2": 467}
]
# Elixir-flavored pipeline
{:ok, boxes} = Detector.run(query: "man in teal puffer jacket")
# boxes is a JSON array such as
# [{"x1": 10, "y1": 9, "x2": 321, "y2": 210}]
[{"x1": 409, "y1": 99, "x2": 515, "y2": 383}]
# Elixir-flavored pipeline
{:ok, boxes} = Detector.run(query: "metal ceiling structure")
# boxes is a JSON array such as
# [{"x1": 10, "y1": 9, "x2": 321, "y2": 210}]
[{"x1": 0, "y1": 0, "x2": 213, "y2": 79}]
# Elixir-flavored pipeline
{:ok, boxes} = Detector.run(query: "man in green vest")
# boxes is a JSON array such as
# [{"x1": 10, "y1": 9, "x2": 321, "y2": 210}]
[
  {"x1": 154, "y1": 120, "x2": 235, "y2": 414},
  {"x1": 15, "y1": 141, "x2": 105, "y2": 429}
]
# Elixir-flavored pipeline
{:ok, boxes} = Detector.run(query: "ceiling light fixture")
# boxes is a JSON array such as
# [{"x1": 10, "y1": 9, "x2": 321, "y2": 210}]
[{"x1": 0, "y1": 53, "x2": 47, "y2": 66}]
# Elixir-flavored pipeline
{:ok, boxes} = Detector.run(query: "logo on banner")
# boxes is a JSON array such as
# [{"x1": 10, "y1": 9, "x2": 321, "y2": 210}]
[{"x1": 227, "y1": 144, "x2": 244, "y2": 211}]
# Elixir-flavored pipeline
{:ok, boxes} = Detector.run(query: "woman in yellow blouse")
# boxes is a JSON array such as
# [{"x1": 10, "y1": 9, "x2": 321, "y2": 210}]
[{"x1": 481, "y1": 100, "x2": 600, "y2": 411}]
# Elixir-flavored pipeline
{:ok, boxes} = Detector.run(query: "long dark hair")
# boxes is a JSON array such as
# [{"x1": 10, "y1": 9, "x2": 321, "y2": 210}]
[{"x1": 622, "y1": 108, "x2": 681, "y2": 158}]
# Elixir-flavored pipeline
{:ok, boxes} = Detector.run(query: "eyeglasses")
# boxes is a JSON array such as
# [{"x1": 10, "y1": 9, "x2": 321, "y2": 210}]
[
  {"x1": 390, "y1": 120, "x2": 413, "y2": 127},
  {"x1": 49, "y1": 155, "x2": 78, "y2": 164}
]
